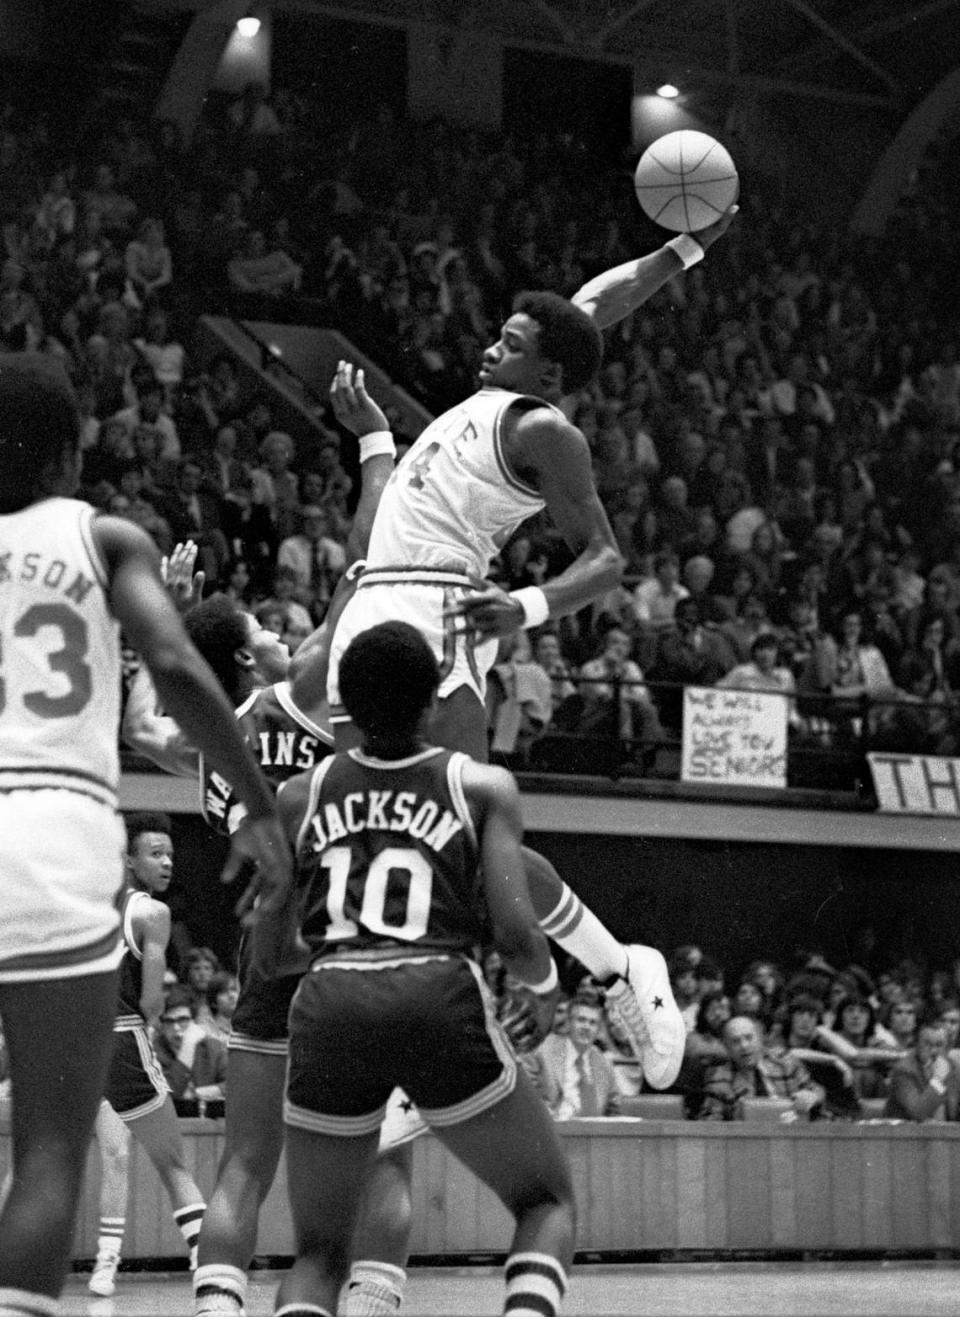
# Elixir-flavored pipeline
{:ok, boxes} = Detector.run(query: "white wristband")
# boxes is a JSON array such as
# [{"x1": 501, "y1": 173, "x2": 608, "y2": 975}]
[
  {"x1": 510, "y1": 586, "x2": 549, "y2": 629},
  {"x1": 358, "y1": 430, "x2": 396, "y2": 462},
  {"x1": 931, "y1": 1077, "x2": 947, "y2": 1095},
  {"x1": 665, "y1": 233, "x2": 705, "y2": 270},
  {"x1": 518, "y1": 960, "x2": 559, "y2": 997}
]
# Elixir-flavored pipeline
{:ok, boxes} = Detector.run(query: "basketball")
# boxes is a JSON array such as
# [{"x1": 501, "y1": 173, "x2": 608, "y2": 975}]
[{"x1": 633, "y1": 130, "x2": 739, "y2": 232}]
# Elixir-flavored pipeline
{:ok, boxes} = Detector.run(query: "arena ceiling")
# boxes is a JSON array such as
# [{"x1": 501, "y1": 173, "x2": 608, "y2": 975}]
[{"x1": 304, "y1": 0, "x2": 960, "y2": 112}]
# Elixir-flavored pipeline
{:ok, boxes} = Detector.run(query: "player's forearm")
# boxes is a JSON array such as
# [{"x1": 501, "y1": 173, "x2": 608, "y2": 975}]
[
  {"x1": 146, "y1": 647, "x2": 276, "y2": 820},
  {"x1": 346, "y1": 450, "x2": 394, "y2": 563},
  {"x1": 139, "y1": 948, "x2": 167, "y2": 1024},
  {"x1": 539, "y1": 542, "x2": 625, "y2": 619},
  {"x1": 496, "y1": 922, "x2": 555, "y2": 992},
  {"x1": 572, "y1": 245, "x2": 686, "y2": 330},
  {"x1": 121, "y1": 666, "x2": 200, "y2": 777}
]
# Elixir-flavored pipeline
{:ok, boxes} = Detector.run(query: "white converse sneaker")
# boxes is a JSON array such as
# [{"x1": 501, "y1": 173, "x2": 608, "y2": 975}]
[
  {"x1": 604, "y1": 945, "x2": 686, "y2": 1090},
  {"x1": 88, "y1": 1251, "x2": 120, "y2": 1297}
]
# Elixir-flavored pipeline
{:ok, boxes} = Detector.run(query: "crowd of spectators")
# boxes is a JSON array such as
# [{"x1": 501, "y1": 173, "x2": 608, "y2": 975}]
[
  {"x1": 154, "y1": 946, "x2": 238, "y2": 1117},
  {"x1": 2, "y1": 60, "x2": 960, "y2": 782},
  {"x1": 503, "y1": 937, "x2": 960, "y2": 1125}
]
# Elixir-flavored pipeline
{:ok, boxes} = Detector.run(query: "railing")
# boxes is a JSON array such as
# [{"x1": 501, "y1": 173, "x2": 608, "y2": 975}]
[
  {"x1": 118, "y1": 672, "x2": 958, "y2": 803},
  {"x1": 228, "y1": 318, "x2": 328, "y2": 413},
  {"x1": 495, "y1": 676, "x2": 959, "y2": 799}
]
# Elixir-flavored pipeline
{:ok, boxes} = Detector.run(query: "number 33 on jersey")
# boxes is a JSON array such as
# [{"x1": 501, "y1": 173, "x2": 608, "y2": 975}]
[
  {"x1": 0, "y1": 499, "x2": 121, "y2": 807},
  {"x1": 284, "y1": 746, "x2": 489, "y2": 958}
]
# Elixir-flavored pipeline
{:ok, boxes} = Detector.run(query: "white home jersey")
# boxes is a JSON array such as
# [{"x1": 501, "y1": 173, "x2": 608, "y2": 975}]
[
  {"x1": 364, "y1": 389, "x2": 550, "y2": 580},
  {"x1": 0, "y1": 497, "x2": 120, "y2": 808}
]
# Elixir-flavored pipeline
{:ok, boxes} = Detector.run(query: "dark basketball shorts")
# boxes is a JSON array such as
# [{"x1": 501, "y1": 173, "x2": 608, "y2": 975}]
[
  {"x1": 228, "y1": 966, "x2": 302, "y2": 1056},
  {"x1": 284, "y1": 951, "x2": 517, "y2": 1136},
  {"x1": 104, "y1": 1026, "x2": 168, "y2": 1121}
]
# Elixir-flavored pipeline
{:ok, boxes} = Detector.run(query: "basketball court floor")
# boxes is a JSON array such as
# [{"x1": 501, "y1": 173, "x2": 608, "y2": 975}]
[{"x1": 61, "y1": 1260, "x2": 960, "y2": 1316}]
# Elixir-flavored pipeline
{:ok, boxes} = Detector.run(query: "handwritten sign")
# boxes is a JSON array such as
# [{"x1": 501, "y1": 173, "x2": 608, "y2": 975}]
[
  {"x1": 682, "y1": 687, "x2": 788, "y2": 789},
  {"x1": 868, "y1": 753, "x2": 960, "y2": 815}
]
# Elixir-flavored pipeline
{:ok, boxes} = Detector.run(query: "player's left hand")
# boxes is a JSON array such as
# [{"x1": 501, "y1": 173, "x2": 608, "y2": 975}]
[
  {"x1": 222, "y1": 816, "x2": 300, "y2": 978},
  {"x1": 499, "y1": 985, "x2": 560, "y2": 1053},
  {"x1": 160, "y1": 540, "x2": 205, "y2": 612},
  {"x1": 222, "y1": 815, "x2": 294, "y2": 923},
  {"x1": 444, "y1": 584, "x2": 525, "y2": 641},
  {"x1": 330, "y1": 360, "x2": 390, "y2": 438}
]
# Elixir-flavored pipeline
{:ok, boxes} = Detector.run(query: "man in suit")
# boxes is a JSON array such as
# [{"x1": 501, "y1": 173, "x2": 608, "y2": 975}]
[
  {"x1": 526, "y1": 991, "x2": 622, "y2": 1118},
  {"x1": 277, "y1": 503, "x2": 347, "y2": 621},
  {"x1": 157, "y1": 456, "x2": 229, "y2": 582},
  {"x1": 885, "y1": 1020, "x2": 960, "y2": 1122}
]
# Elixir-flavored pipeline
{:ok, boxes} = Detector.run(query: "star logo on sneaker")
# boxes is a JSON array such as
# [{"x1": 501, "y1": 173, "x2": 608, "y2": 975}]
[{"x1": 653, "y1": 996, "x2": 664, "y2": 1009}]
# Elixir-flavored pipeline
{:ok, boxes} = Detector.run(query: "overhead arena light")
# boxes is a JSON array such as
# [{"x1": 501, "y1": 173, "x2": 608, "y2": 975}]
[
  {"x1": 236, "y1": 14, "x2": 261, "y2": 38},
  {"x1": 657, "y1": 84, "x2": 680, "y2": 99}
]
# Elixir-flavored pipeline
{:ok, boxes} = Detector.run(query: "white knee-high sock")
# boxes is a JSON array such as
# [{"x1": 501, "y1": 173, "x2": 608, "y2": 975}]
[
  {"x1": 173, "y1": 1201, "x2": 206, "y2": 1270},
  {"x1": 537, "y1": 884, "x2": 627, "y2": 981},
  {"x1": 95, "y1": 1213, "x2": 125, "y2": 1259},
  {"x1": 345, "y1": 1260, "x2": 406, "y2": 1314},
  {"x1": 503, "y1": 1252, "x2": 567, "y2": 1316},
  {"x1": 193, "y1": 1262, "x2": 247, "y2": 1315}
]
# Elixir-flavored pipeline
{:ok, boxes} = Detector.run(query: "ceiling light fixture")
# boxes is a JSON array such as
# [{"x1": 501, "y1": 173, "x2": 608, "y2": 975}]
[
  {"x1": 237, "y1": 14, "x2": 261, "y2": 38},
  {"x1": 657, "y1": 83, "x2": 680, "y2": 99}
]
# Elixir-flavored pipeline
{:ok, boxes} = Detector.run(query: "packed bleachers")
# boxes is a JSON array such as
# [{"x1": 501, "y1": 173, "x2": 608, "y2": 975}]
[{"x1": 4, "y1": 70, "x2": 960, "y2": 796}]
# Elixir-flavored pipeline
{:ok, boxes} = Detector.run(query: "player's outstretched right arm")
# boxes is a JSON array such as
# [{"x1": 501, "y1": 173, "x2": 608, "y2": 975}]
[
  {"x1": 572, "y1": 207, "x2": 738, "y2": 331},
  {"x1": 463, "y1": 759, "x2": 559, "y2": 1045},
  {"x1": 96, "y1": 515, "x2": 292, "y2": 918}
]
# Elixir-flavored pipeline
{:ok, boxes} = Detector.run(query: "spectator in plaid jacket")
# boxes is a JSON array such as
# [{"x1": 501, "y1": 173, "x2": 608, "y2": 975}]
[{"x1": 699, "y1": 1015, "x2": 825, "y2": 1120}]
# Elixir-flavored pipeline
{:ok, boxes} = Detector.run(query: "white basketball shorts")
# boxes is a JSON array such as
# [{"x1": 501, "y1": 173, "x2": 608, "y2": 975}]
[
  {"x1": 327, "y1": 571, "x2": 498, "y2": 723},
  {"x1": 0, "y1": 790, "x2": 125, "y2": 982}
]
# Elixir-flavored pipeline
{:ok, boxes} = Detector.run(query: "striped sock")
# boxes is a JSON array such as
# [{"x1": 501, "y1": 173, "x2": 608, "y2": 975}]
[
  {"x1": 173, "y1": 1201, "x2": 206, "y2": 1270},
  {"x1": 503, "y1": 1252, "x2": 567, "y2": 1317},
  {"x1": 0, "y1": 1289, "x2": 59, "y2": 1317},
  {"x1": 96, "y1": 1214, "x2": 125, "y2": 1258},
  {"x1": 345, "y1": 1260, "x2": 406, "y2": 1314},
  {"x1": 194, "y1": 1262, "x2": 247, "y2": 1316},
  {"x1": 537, "y1": 884, "x2": 627, "y2": 982}
]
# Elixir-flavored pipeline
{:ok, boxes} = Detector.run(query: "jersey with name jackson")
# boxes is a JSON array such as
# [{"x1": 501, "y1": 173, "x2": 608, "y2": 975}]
[
  {"x1": 294, "y1": 746, "x2": 485, "y2": 960},
  {"x1": 200, "y1": 681, "x2": 333, "y2": 835}
]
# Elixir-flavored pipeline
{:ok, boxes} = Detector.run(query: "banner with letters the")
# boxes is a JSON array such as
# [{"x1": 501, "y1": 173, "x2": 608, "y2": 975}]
[
  {"x1": 868, "y1": 753, "x2": 960, "y2": 815},
  {"x1": 682, "y1": 686, "x2": 788, "y2": 790}
]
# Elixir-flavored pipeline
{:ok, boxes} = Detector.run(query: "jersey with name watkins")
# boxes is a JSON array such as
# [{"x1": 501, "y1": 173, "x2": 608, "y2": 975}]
[
  {"x1": 293, "y1": 746, "x2": 484, "y2": 959},
  {"x1": 200, "y1": 681, "x2": 333, "y2": 835}
]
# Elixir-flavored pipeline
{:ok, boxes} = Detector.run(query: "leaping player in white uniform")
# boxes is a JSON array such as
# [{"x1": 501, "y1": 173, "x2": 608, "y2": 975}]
[{"x1": 327, "y1": 213, "x2": 737, "y2": 1080}]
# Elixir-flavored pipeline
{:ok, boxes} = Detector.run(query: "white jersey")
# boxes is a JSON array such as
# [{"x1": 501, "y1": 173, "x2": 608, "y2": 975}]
[
  {"x1": 365, "y1": 388, "x2": 550, "y2": 580},
  {"x1": 0, "y1": 497, "x2": 120, "y2": 808}
]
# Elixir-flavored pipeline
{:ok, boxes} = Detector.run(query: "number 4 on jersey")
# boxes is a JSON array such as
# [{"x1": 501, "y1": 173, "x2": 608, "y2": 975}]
[{"x1": 406, "y1": 422, "x2": 477, "y2": 490}]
